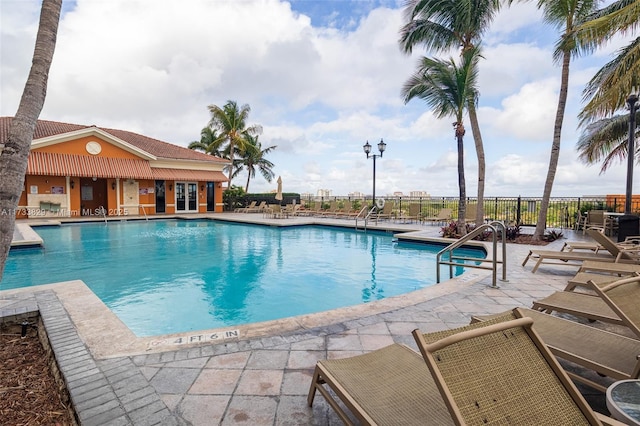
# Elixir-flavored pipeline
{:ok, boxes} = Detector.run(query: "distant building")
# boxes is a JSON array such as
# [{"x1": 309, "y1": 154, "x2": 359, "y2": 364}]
[
  {"x1": 393, "y1": 191, "x2": 404, "y2": 197},
  {"x1": 409, "y1": 191, "x2": 430, "y2": 198},
  {"x1": 348, "y1": 191, "x2": 364, "y2": 198},
  {"x1": 317, "y1": 189, "x2": 332, "y2": 197}
]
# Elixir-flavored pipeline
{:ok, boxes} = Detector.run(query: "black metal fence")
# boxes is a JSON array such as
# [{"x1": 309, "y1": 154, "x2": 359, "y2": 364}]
[{"x1": 298, "y1": 195, "x2": 640, "y2": 229}]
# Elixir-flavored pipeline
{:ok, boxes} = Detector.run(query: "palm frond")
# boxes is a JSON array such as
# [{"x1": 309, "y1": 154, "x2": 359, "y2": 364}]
[
  {"x1": 578, "y1": 0, "x2": 640, "y2": 44},
  {"x1": 580, "y1": 36, "x2": 640, "y2": 122},
  {"x1": 577, "y1": 111, "x2": 640, "y2": 172}
]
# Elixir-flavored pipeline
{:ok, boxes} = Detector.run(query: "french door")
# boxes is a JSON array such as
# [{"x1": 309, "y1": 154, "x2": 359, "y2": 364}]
[{"x1": 175, "y1": 182, "x2": 198, "y2": 212}]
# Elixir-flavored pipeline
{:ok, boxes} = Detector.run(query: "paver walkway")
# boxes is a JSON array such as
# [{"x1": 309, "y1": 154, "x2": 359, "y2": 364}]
[{"x1": 1, "y1": 215, "x2": 615, "y2": 425}]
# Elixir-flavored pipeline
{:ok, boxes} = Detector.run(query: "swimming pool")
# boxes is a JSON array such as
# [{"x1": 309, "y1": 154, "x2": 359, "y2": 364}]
[{"x1": 2, "y1": 220, "x2": 485, "y2": 336}]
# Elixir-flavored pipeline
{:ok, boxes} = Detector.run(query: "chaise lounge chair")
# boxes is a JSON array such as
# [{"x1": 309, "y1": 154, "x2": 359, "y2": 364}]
[
  {"x1": 373, "y1": 201, "x2": 395, "y2": 223},
  {"x1": 533, "y1": 272, "x2": 640, "y2": 325},
  {"x1": 244, "y1": 201, "x2": 267, "y2": 213},
  {"x1": 422, "y1": 208, "x2": 452, "y2": 226},
  {"x1": 396, "y1": 203, "x2": 421, "y2": 223},
  {"x1": 521, "y1": 249, "x2": 617, "y2": 273},
  {"x1": 412, "y1": 309, "x2": 625, "y2": 425},
  {"x1": 307, "y1": 312, "x2": 524, "y2": 425},
  {"x1": 235, "y1": 201, "x2": 257, "y2": 213},
  {"x1": 522, "y1": 228, "x2": 640, "y2": 273},
  {"x1": 586, "y1": 228, "x2": 640, "y2": 262},
  {"x1": 473, "y1": 307, "x2": 640, "y2": 394},
  {"x1": 308, "y1": 310, "x2": 626, "y2": 424}
]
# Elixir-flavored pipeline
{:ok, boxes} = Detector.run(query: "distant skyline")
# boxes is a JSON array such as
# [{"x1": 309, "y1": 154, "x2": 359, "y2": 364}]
[{"x1": 1, "y1": 0, "x2": 636, "y2": 197}]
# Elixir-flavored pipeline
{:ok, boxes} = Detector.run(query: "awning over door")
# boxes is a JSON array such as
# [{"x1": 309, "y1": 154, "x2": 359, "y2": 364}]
[
  {"x1": 151, "y1": 168, "x2": 228, "y2": 182},
  {"x1": 27, "y1": 151, "x2": 154, "y2": 179}
]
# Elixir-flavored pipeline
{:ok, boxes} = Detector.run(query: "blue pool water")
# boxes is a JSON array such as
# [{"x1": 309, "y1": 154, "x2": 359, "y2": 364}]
[{"x1": 2, "y1": 220, "x2": 485, "y2": 336}]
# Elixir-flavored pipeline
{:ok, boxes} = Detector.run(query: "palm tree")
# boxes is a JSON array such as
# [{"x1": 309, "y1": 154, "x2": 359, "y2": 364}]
[
  {"x1": 532, "y1": 0, "x2": 600, "y2": 240},
  {"x1": 232, "y1": 135, "x2": 277, "y2": 193},
  {"x1": 578, "y1": 0, "x2": 640, "y2": 122},
  {"x1": 575, "y1": 0, "x2": 640, "y2": 170},
  {"x1": 188, "y1": 127, "x2": 223, "y2": 156},
  {"x1": 206, "y1": 100, "x2": 262, "y2": 188},
  {"x1": 401, "y1": 47, "x2": 482, "y2": 234},
  {"x1": 399, "y1": 0, "x2": 501, "y2": 226},
  {"x1": 0, "y1": 0, "x2": 61, "y2": 280}
]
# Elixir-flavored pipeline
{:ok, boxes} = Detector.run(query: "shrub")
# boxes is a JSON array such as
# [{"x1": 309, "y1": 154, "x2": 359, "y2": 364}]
[
  {"x1": 543, "y1": 230, "x2": 563, "y2": 242},
  {"x1": 505, "y1": 221, "x2": 522, "y2": 241},
  {"x1": 441, "y1": 221, "x2": 459, "y2": 238}
]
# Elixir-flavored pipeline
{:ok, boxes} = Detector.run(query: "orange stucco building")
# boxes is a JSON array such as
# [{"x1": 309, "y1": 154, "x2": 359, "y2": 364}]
[{"x1": 2, "y1": 118, "x2": 229, "y2": 219}]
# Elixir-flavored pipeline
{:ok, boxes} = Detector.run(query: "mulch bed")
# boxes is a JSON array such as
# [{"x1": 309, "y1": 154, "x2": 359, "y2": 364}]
[
  {"x1": 0, "y1": 322, "x2": 76, "y2": 426},
  {"x1": 512, "y1": 235, "x2": 550, "y2": 246}
]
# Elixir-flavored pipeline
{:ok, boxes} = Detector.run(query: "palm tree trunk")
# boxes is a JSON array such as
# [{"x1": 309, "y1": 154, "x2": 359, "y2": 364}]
[
  {"x1": 0, "y1": 0, "x2": 61, "y2": 281},
  {"x1": 227, "y1": 140, "x2": 234, "y2": 188},
  {"x1": 468, "y1": 103, "x2": 486, "y2": 226},
  {"x1": 455, "y1": 123, "x2": 467, "y2": 235},
  {"x1": 245, "y1": 173, "x2": 251, "y2": 193},
  {"x1": 534, "y1": 51, "x2": 571, "y2": 239}
]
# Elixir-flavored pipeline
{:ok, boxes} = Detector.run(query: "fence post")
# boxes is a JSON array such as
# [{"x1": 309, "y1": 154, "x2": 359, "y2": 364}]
[{"x1": 516, "y1": 196, "x2": 522, "y2": 224}]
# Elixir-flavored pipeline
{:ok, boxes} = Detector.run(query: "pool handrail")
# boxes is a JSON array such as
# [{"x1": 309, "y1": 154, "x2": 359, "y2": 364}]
[{"x1": 436, "y1": 221, "x2": 508, "y2": 288}]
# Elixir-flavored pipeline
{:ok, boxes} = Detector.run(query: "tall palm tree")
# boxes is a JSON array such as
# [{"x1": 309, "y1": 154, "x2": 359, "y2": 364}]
[
  {"x1": 0, "y1": 0, "x2": 61, "y2": 280},
  {"x1": 578, "y1": 0, "x2": 640, "y2": 122},
  {"x1": 232, "y1": 135, "x2": 277, "y2": 192},
  {"x1": 401, "y1": 47, "x2": 482, "y2": 234},
  {"x1": 207, "y1": 100, "x2": 262, "y2": 188},
  {"x1": 399, "y1": 0, "x2": 501, "y2": 226},
  {"x1": 575, "y1": 0, "x2": 640, "y2": 170},
  {"x1": 532, "y1": 0, "x2": 600, "y2": 240}
]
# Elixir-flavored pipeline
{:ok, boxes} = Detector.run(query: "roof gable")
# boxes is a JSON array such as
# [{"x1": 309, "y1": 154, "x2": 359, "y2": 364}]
[{"x1": 0, "y1": 117, "x2": 228, "y2": 165}]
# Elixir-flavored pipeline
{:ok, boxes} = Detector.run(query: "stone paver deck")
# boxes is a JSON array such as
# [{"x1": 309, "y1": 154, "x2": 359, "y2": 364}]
[{"x1": 2, "y1": 213, "x2": 615, "y2": 424}]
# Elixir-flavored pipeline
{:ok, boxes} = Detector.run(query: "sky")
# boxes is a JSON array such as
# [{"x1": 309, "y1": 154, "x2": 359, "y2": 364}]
[{"x1": 0, "y1": 0, "x2": 636, "y2": 198}]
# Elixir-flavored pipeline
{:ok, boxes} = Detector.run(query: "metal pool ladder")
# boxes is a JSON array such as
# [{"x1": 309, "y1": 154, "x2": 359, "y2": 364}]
[
  {"x1": 355, "y1": 205, "x2": 375, "y2": 232},
  {"x1": 139, "y1": 205, "x2": 148, "y2": 221},
  {"x1": 436, "y1": 221, "x2": 508, "y2": 288},
  {"x1": 97, "y1": 206, "x2": 107, "y2": 225}
]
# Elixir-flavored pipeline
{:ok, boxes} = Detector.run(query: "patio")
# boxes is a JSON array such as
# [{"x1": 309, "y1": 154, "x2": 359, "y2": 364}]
[{"x1": 0, "y1": 213, "x2": 622, "y2": 425}]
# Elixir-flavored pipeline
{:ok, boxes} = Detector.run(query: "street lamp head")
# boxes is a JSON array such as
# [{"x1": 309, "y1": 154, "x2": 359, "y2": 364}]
[
  {"x1": 377, "y1": 138, "x2": 386, "y2": 157},
  {"x1": 628, "y1": 93, "x2": 639, "y2": 109},
  {"x1": 363, "y1": 140, "x2": 372, "y2": 157}
]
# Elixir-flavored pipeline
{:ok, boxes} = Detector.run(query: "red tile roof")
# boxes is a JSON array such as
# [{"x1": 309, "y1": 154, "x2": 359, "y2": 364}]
[{"x1": 0, "y1": 117, "x2": 228, "y2": 164}]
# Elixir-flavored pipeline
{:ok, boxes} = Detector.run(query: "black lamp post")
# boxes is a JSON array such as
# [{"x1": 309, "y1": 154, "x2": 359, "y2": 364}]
[
  {"x1": 618, "y1": 94, "x2": 640, "y2": 241},
  {"x1": 625, "y1": 94, "x2": 638, "y2": 214},
  {"x1": 363, "y1": 138, "x2": 386, "y2": 208}
]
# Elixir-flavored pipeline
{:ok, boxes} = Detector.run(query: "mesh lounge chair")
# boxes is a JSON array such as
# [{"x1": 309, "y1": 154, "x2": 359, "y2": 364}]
[
  {"x1": 235, "y1": 201, "x2": 257, "y2": 213},
  {"x1": 589, "y1": 274, "x2": 640, "y2": 338},
  {"x1": 565, "y1": 271, "x2": 626, "y2": 292},
  {"x1": 307, "y1": 312, "x2": 529, "y2": 425},
  {"x1": 397, "y1": 203, "x2": 421, "y2": 223},
  {"x1": 473, "y1": 307, "x2": 640, "y2": 394},
  {"x1": 523, "y1": 228, "x2": 640, "y2": 273},
  {"x1": 373, "y1": 201, "x2": 395, "y2": 223},
  {"x1": 244, "y1": 201, "x2": 267, "y2": 213},
  {"x1": 422, "y1": 208, "x2": 452, "y2": 226},
  {"x1": 307, "y1": 343, "x2": 454, "y2": 425},
  {"x1": 533, "y1": 271, "x2": 640, "y2": 324},
  {"x1": 532, "y1": 290, "x2": 624, "y2": 325},
  {"x1": 586, "y1": 228, "x2": 640, "y2": 262},
  {"x1": 522, "y1": 249, "x2": 617, "y2": 273},
  {"x1": 412, "y1": 310, "x2": 626, "y2": 425}
]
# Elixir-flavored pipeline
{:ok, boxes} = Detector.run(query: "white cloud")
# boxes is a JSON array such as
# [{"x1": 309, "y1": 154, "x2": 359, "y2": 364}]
[{"x1": 1, "y1": 0, "x2": 634, "y2": 198}]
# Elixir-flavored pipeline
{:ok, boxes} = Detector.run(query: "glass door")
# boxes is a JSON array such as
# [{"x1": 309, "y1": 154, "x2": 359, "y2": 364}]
[
  {"x1": 206, "y1": 182, "x2": 215, "y2": 211},
  {"x1": 176, "y1": 183, "x2": 186, "y2": 211},
  {"x1": 155, "y1": 180, "x2": 166, "y2": 213},
  {"x1": 188, "y1": 183, "x2": 197, "y2": 211}
]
